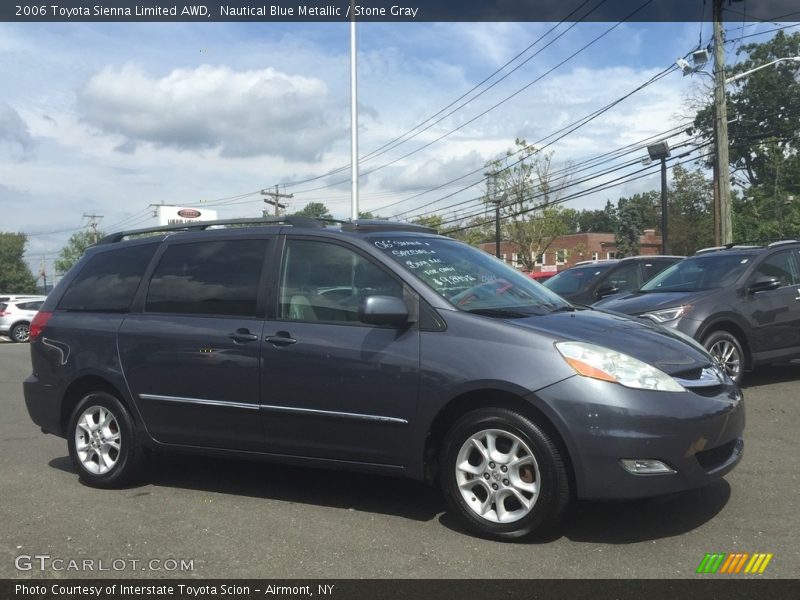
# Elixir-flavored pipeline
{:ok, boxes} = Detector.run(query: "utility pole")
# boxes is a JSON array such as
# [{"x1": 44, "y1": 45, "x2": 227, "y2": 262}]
[
  {"x1": 261, "y1": 186, "x2": 293, "y2": 217},
  {"x1": 659, "y1": 156, "x2": 668, "y2": 254},
  {"x1": 83, "y1": 213, "x2": 104, "y2": 244},
  {"x1": 486, "y1": 171, "x2": 502, "y2": 258},
  {"x1": 714, "y1": 0, "x2": 733, "y2": 244},
  {"x1": 40, "y1": 256, "x2": 47, "y2": 294}
]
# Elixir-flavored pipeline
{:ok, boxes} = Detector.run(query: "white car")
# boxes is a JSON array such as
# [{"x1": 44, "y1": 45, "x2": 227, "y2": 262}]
[{"x1": 0, "y1": 297, "x2": 46, "y2": 342}]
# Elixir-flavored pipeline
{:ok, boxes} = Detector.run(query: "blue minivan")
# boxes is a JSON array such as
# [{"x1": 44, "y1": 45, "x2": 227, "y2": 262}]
[{"x1": 23, "y1": 217, "x2": 744, "y2": 540}]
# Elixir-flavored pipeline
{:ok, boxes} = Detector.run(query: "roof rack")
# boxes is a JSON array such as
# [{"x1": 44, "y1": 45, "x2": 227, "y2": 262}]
[
  {"x1": 98, "y1": 216, "x2": 326, "y2": 244},
  {"x1": 341, "y1": 219, "x2": 435, "y2": 234},
  {"x1": 98, "y1": 216, "x2": 437, "y2": 245},
  {"x1": 767, "y1": 239, "x2": 800, "y2": 248}
]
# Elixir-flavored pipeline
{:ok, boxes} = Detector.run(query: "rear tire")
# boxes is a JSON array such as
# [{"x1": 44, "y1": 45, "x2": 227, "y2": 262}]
[
  {"x1": 67, "y1": 391, "x2": 144, "y2": 488},
  {"x1": 10, "y1": 322, "x2": 30, "y2": 343},
  {"x1": 703, "y1": 330, "x2": 745, "y2": 384},
  {"x1": 439, "y1": 407, "x2": 570, "y2": 541}
]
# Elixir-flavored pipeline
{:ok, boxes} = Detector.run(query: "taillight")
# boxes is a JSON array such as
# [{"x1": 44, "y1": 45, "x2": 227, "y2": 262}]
[{"x1": 29, "y1": 311, "x2": 53, "y2": 342}]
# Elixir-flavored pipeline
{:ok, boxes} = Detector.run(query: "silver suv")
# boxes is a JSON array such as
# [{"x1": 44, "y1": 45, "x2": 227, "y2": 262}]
[{"x1": 0, "y1": 296, "x2": 46, "y2": 342}]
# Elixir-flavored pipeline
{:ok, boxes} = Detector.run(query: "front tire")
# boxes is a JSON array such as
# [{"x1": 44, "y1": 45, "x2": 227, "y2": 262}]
[
  {"x1": 10, "y1": 322, "x2": 30, "y2": 343},
  {"x1": 67, "y1": 392, "x2": 144, "y2": 488},
  {"x1": 439, "y1": 407, "x2": 570, "y2": 541},
  {"x1": 703, "y1": 330, "x2": 745, "y2": 384}
]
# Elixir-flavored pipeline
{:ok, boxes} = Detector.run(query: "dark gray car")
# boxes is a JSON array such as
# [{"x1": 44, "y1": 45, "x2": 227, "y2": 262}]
[
  {"x1": 543, "y1": 256, "x2": 682, "y2": 306},
  {"x1": 595, "y1": 241, "x2": 800, "y2": 384},
  {"x1": 23, "y1": 218, "x2": 744, "y2": 540}
]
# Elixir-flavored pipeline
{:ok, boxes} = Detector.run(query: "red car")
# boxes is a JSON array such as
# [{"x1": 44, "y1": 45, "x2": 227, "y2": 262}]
[{"x1": 527, "y1": 271, "x2": 556, "y2": 282}]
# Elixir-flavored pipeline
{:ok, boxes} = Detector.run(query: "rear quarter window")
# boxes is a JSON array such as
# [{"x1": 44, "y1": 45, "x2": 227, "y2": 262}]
[
  {"x1": 17, "y1": 301, "x2": 43, "y2": 310},
  {"x1": 58, "y1": 243, "x2": 159, "y2": 312}
]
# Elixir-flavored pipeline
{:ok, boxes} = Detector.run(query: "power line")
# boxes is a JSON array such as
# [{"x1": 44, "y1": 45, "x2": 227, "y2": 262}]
[
  {"x1": 440, "y1": 148, "x2": 714, "y2": 235},
  {"x1": 276, "y1": 0, "x2": 606, "y2": 191},
  {"x1": 375, "y1": 62, "x2": 679, "y2": 217},
  {"x1": 434, "y1": 140, "x2": 709, "y2": 229},
  {"x1": 288, "y1": 0, "x2": 656, "y2": 199}
]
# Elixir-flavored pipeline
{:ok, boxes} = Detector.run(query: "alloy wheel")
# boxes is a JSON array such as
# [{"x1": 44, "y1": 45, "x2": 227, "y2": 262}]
[
  {"x1": 74, "y1": 405, "x2": 122, "y2": 475},
  {"x1": 455, "y1": 428, "x2": 541, "y2": 524}
]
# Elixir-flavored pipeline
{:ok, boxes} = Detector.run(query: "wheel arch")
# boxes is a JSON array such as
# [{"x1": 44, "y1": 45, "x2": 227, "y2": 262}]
[
  {"x1": 422, "y1": 388, "x2": 577, "y2": 496},
  {"x1": 697, "y1": 318, "x2": 752, "y2": 370},
  {"x1": 9, "y1": 320, "x2": 31, "y2": 339},
  {"x1": 60, "y1": 375, "x2": 132, "y2": 435}
]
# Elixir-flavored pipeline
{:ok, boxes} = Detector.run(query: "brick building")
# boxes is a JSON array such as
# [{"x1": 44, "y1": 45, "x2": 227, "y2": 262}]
[{"x1": 479, "y1": 229, "x2": 663, "y2": 273}]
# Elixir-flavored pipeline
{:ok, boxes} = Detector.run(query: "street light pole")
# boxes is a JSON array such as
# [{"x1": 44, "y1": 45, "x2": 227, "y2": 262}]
[
  {"x1": 349, "y1": 4, "x2": 359, "y2": 221},
  {"x1": 646, "y1": 141, "x2": 671, "y2": 254}
]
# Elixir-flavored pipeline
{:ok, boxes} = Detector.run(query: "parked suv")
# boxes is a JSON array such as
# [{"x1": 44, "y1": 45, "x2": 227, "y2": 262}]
[
  {"x1": 543, "y1": 256, "x2": 683, "y2": 305},
  {"x1": 595, "y1": 241, "x2": 800, "y2": 384},
  {"x1": 24, "y1": 218, "x2": 743, "y2": 540},
  {"x1": 0, "y1": 296, "x2": 46, "y2": 342}
]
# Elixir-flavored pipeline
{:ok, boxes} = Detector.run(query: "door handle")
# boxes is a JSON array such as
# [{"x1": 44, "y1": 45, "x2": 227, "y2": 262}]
[
  {"x1": 265, "y1": 333, "x2": 297, "y2": 346},
  {"x1": 229, "y1": 329, "x2": 259, "y2": 343}
]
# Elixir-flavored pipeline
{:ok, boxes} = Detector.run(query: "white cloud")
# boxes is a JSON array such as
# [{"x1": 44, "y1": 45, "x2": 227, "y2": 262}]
[
  {"x1": 380, "y1": 151, "x2": 487, "y2": 192},
  {"x1": 77, "y1": 64, "x2": 346, "y2": 160},
  {"x1": 0, "y1": 102, "x2": 35, "y2": 158}
]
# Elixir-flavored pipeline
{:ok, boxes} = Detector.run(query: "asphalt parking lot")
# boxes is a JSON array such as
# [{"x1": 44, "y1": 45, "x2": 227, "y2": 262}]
[{"x1": 1, "y1": 338, "x2": 798, "y2": 579}]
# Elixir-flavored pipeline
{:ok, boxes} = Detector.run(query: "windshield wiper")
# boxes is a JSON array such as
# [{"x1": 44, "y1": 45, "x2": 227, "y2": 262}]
[
  {"x1": 465, "y1": 308, "x2": 540, "y2": 318},
  {"x1": 548, "y1": 305, "x2": 575, "y2": 313}
]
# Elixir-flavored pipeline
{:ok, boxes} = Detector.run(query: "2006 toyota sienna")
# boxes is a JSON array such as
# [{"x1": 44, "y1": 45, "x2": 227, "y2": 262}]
[{"x1": 23, "y1": 217, "x2": 744, "y2": 540}]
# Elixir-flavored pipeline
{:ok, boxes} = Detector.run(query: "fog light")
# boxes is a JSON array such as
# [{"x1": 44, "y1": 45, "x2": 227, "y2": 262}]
[{"x1": 620, "y1": 459, "x2": 676, "y2": 475}]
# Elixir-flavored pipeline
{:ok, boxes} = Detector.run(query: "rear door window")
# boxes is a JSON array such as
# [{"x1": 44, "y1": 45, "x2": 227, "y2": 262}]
[
  {"x1": 146, "y1": 239, "x2": 269, "y2": 317},
  {"x1": 754, "y1": 251, "x2": 799, "y2": 288},
  {"x1": 59, "y1": 243, "x2": 159, "y2": 312}
]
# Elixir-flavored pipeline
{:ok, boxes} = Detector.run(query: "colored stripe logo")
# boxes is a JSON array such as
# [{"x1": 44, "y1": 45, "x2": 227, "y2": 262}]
[{"x1": 696, "y1": 553, "x2": 773, "y2": 574}]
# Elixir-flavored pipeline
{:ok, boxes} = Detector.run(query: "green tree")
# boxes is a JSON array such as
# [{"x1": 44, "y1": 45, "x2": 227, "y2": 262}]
[
  {"x1": 694, "y1": 32, "x2": 800, "y2": 241},
  {"x1": 293, "y1": 202, "x2": 332, "y2": 219},
  {"x1": 485, "y1": 139, "x2": 574, "y2": 270},
  {"x1": 667, "y1": 165, "x2": 714, "y2": 255},
  {"x1": 615, "y1": 201, "x2": 642, "y2": 257},
  {"x1": 617, "y1": 191, "x2": 660, "y2": 230},
  {"x1": 696, "y1": 31, "x2": 800, "y2": 188},
  {"x1": 55, "y1": 230, "x2": 102, "y2": 275},
  {"x1": 447, "y1": 216, "x2": 495, "y2": 246},
  {"x1": 358, "y1": 211, "x2": 382, "y2": 220},
  {"x1": 411, "y1": 215, "x2": 443, "y2": 231},
  {"x1": 0, "y1": 232, "x2": 37, "y2": 293},
  {"x1": 577, "y1": 200, "x2": 617, "y2": 233}
]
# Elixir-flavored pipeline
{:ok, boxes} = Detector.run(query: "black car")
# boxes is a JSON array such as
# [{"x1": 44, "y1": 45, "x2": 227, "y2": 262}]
[
  {"x1": 23, "y1": 217, "x2": 743, "y2": 540},
  {"x1": 543, "y1": 255, "x2": 683, "y2": 305},
  {"x1": 595, "y1": 241, "x2": 800, "y2": 384}
]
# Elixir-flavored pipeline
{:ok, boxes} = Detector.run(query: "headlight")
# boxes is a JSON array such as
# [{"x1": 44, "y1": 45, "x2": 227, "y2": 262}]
[
  {"x1": 555, "y1": 341, "x2": 686, "y2": 392},
  {"x1": 641, "y1": 305, "x2": 691, "y2": 323}
]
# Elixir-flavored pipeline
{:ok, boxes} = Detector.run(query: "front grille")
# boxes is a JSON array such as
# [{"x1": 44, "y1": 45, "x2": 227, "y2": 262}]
[{"x1": 695, "y1": 439, "x2": 738, "y2": 471}]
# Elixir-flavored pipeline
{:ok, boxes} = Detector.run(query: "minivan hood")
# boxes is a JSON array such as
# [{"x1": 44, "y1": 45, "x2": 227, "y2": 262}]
[
  {"x1": 593, "y1": 290, "x2": 710, "y2": 315},
  {"x1": 507, "y1": 309, "x2": 711, "y2": 376}
]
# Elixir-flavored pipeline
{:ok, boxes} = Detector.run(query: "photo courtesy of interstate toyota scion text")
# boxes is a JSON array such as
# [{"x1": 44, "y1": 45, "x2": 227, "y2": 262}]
[{"x1": 23, "y1": 217, "x2": 744, "y2": 540}]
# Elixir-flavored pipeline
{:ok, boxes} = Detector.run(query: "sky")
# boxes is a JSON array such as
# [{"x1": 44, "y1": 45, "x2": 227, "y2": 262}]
[{"x1": 0, "y1": 14, "x2": 795, "y2": 279}]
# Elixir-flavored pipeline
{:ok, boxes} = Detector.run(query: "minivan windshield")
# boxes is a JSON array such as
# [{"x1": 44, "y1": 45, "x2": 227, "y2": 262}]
[
  {"x1": 543, "y1": 264, "x2": 613, "y2": 295},
  {"x1": 372, "y1": 236, "x2": 571, "y2": 316},
  {"x1": 640, "y1": 253, "x2": 752, "y2": 292}
]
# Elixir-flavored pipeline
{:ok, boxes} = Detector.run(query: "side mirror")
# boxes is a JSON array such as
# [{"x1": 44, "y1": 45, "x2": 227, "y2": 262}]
[
  {"x1": 359, "y1": 295, "x2": 409, "y2": 326},
  {"x1": 747, "y1": 277, "x2": 782, "y2": 294},
  {"x1": 595, "y1": 283, "x2": 620, "y2": 299}
]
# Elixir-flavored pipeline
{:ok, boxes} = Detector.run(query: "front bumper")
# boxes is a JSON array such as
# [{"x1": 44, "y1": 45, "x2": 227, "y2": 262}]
[{"x1": 535, "y1": 375, "x2": 744, "y2": 500}]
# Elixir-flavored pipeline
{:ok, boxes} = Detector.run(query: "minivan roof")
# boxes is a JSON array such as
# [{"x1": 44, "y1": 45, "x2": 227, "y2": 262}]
[{"x1": 98, "y1": 216, "x2": 436, "y2": 245}]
